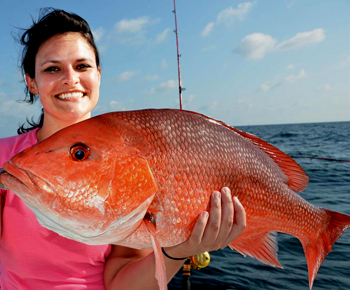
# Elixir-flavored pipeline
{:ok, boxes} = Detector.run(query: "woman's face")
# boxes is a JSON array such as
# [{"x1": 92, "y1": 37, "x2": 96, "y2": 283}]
[{"x1": 26, "y1": 32, "x2": 101, "y2": 125}]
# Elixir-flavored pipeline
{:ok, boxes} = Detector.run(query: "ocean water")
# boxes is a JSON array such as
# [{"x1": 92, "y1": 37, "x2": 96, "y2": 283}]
[{"x1": 168, "y1": 121, "x2": 350, "y2": 290}]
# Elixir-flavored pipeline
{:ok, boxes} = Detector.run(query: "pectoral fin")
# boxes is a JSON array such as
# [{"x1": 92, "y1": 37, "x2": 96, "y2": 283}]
[{"x1": 144, "y1": 217, "x2": 167, "y2": 290}]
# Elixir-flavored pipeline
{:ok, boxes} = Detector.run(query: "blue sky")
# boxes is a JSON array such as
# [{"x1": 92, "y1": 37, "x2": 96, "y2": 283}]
[{"x1": 0, "y1": 0, "x2": 349, "y2": 137}]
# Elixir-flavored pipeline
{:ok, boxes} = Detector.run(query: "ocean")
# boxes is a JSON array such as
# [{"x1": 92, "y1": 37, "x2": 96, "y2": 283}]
[{"x1": 168, "y1": 121, "x2": 350, "y2": 290}]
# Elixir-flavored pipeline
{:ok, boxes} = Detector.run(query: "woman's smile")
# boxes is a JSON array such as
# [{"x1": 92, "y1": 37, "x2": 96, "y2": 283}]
[{"x1": 56, "y1": 92, "x2": 85, "y2": 101}]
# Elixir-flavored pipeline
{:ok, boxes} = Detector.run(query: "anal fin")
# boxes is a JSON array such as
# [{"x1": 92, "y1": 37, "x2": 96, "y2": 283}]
[{"x1": 230, "y1": 232, "x2": 283, "y2": 268}]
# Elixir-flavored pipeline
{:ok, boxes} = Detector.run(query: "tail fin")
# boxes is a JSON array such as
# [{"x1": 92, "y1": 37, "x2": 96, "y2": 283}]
[{"x1": 302, "y1": 209, "x2": 350, "y2": 289}]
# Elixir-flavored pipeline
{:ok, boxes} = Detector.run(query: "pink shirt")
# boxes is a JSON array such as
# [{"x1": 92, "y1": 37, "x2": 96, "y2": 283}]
[{"x1": 0, "y1": 129, "x2": 111, "y2": 289}]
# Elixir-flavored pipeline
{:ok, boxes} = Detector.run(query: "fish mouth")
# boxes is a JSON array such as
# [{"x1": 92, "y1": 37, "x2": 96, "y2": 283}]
[
  {"x1": 1, "y1": 162, "x2": 57, "y2": 208},
  {"x1": 0, "y1": 168, "x2": 8, "y2": 189}
]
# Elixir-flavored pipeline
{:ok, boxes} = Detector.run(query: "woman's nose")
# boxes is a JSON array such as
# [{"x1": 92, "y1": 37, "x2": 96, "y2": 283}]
[{"x1": 62, "y1": 67, "x2": 79, "y2": 86}]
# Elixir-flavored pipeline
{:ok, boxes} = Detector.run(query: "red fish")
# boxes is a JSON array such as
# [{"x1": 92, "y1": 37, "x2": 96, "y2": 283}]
[{"x1": 1, "y1": 109, "x2": 349, "y2": 290}]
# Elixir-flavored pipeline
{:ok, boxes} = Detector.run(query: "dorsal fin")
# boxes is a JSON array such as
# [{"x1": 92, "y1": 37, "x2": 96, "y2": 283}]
[{"x1": 180, "y1": 110, "x2": 309, "y2": 192}]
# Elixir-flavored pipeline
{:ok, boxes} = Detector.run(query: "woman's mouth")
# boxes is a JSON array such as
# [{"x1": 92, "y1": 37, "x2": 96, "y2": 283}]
[{"x1": 56, "y1": 92, "x2": 85, "y2": 100}]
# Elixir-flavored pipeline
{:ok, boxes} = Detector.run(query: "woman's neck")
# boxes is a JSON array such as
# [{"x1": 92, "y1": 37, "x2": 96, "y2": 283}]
[{"x1": 36, "y1": 113, "x2": 91, "y2": 142}]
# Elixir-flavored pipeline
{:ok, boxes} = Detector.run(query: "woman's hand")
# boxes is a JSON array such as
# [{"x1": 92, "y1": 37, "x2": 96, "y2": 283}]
[{"x1": 163, "y1": 187, "x2": 246, "y2": 259}]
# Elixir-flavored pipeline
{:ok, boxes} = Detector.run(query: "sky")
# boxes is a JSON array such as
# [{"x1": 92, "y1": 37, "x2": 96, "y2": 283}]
[{"x1": 0, "y1": 0, "x2": 349, "y2": 137}]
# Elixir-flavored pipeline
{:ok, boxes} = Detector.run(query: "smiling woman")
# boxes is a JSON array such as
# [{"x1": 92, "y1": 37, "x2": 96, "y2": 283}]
[
  {"x1": 0, "y1": 7, "x2": 246, "y2": 290},
  {"x1": 25, "y1": 32, "x2": 101, "y2": 141},
  {"x1": 18, "y1": 7, "x2": 101, "y2": 136}
]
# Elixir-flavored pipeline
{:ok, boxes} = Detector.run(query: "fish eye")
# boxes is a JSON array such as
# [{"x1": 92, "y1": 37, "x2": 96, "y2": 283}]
[{"x1": 70, "y1": 143, "x2": 90, "y2": 161}]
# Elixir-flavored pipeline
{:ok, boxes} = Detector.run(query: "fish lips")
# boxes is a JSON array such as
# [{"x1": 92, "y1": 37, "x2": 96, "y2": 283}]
[
  {"x1": 0, "y1": 168, "x2": 8, "y2": 189},
  {"x1": 0, "y1": 161, "x2": 57, "y2": 208}
]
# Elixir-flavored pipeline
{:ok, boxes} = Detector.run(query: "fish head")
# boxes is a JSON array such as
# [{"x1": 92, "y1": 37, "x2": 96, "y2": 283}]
[{"x1": 0, "y1": 115, "x2": 158, "y2": 244}]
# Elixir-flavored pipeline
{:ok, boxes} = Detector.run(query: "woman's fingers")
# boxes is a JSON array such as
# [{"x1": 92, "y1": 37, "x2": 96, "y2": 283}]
[
  {"x1": 222, "y1": 196, "x2": 246, "y2": 246},
  {"x1": 167, "y1": 188, "x2": 246, "y2": 258},
  {"x1": 215, "y1": 187, "x2": 234, "y2": 248},
  {"x1": 202, "y1": 191, "x2": 222, "y2": 243},
  {"x1": 188, "y1": 211, "x2": 209, "y2": 246}
]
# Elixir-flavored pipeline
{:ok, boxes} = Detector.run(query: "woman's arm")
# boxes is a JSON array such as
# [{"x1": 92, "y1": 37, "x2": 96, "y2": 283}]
[{"x1": 104, "y1": 187, "x2": 246, "y2": 290}]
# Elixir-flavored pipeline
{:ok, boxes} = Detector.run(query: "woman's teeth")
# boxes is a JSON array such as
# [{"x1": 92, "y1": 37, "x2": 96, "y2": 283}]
[{"x1": 57, "y1": 92, "x2": 84, "y2": 100}]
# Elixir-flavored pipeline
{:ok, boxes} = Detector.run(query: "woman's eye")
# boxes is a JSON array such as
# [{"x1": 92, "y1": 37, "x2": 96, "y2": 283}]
[
  {"x1": 44, "y1": 66, "x2": 59, "y2": 73},
  {"x1": 77, "y1": 64, "x2": 91, "y2": 70}
]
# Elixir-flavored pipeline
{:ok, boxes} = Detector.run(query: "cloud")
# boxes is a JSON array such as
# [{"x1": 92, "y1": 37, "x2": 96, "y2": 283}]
[
  {"x1": 202, "y1": 2, "x2": 254, "y2": 37},
  {"x1": 0, "y1": 92, "x2": 41, "y2": 122},
  {"x1": 161, "y1": 59, "x2": 168, "y2": 69},
  {"x1": 284, "y1": 69, "x2": 307, "y2": 82},
  {"x1": 113, "y1": 70, "x2": 140, "y2": 82},
  {"x1": 286, "y1": 64, "x2": 295, "y2": 70},
  {"x1": 149, "y1": 79, "x2": 177, "y2": 94},
  {"x1": 217, "y1": 2, "x2": 254, "y2": 24},
  {"x1": 235, "y1": 33, "x2": 278, "y2": 60},
  {"x1": 112, "y1": 16, "x2": 161, "y2": 45},
  {"x1": 236, "y1": 28, "x2": 325, "y2": 60},
  {"x1": 201, "y1": 22, "x2": 215, "y2": 37},
  {"x1": 260, "y1": 69, "x2": 307, "y2": 91},
  {"x1": 336, "y1": 55, "x2": 350, "y2": 68},
  {"x1": 92, "y1": 27, "x2": 105, "y2": 42},
  {"x1": 201, "y1": 45, "x2": 218, "y2": 52},
  {"x1": 109, "y1": 100, "x2": 127, "y2": 111},
  {"x1": 277, "y1": 28, "x2": 325, "y2": 51},
  {"x1": 143, "y1": 74, "x2": 160, "y2": 81},
  {"x1": 156, "y1": 28, "x2": 171, "y2": 43},
  {"x1": 115, "y1": 17, "x2": 153, "y2": 33}
]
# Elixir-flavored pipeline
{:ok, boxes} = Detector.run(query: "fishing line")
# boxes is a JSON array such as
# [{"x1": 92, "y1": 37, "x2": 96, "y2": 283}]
[{"x1": 291, "y1": 156, "x2": 350, "y2": 163}]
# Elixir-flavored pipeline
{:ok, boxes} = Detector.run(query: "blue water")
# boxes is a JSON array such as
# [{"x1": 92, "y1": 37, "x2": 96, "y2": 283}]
[{"x1": 169, "y1": 121, "x2": 350, "y2": 290}]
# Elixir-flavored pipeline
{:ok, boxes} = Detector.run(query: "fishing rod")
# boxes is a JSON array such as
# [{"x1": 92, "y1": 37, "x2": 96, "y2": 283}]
[{"x1": 172, "y1": 0, "x2": 185, "y2": 110}]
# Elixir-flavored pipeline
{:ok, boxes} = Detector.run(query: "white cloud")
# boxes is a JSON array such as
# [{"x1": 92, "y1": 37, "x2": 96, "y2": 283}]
[
  {"x1": 236, "y1": 29, "x2": 326, "y2": 60},
  {"x1": 336, "y1": 55, "x2": 350, "y2": 68},
  {"x1": 156, "y1": 28, "x2": 171, "y2": 43},
  {"x1": 0, "y1": 92, "x2": 40, "y2": 120},
  {"x1": 277, "y1": 28, "x2": 325, "y2": 51},
  {"x1": 260, "y1": 83, "x2": 271, "y2": 92},
  {"x1": 92, "y1": 27, "x2": 105, "y2": 42},
  {"x1": 109, "y1": 101, "x2": 126, "y2": 111},
  {"x1": 115, "y1": 17, "x2": 152, "y2": 33},
  {"x1": 217, "y1": 2, "x2": 254, "y2": 24},
  {"x1": 149, "y1": 79, "x2": 177, "y2": 94},
  {"x1": 286, "y1": 64, "x2": 295, "y2": 70},
  {"x1": 143, "y1": 74, "x2": 160, "y2": 81},
  {"x1": 161, "y1": 59, "x2": 168, "y2": 69},
  {"x1": 112, "y1": 16, "x2": 161, "y2": 45},
  {"x1": 260, "y1": 69, "x2": 307, "y2": 91},
  {"x1": 284, "y1": 69, "x2": 307, "y2": 82},
  {"x1": 187, "y1": 94, "x2": 195, "y2": 103},
  {"x1": 201, "y1": 45, "x2": 218, "y2": 52},
  {"x1": 235, "y1": 33, "x2": 278, "y2": 60},
  {"x1": 202, "y1": 22, "x2": 215, "y2": 37},
  {"x1": 202, "y1": 2, "x2": 254, "y2": 37},
  {"x1": 113, "y1": 70, "x2": 140, "y2": 82}
]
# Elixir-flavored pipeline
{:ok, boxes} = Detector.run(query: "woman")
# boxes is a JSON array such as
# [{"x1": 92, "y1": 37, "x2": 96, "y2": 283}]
[{"x1": 0, "y1": 8, "x2": 246, "y2": 289}]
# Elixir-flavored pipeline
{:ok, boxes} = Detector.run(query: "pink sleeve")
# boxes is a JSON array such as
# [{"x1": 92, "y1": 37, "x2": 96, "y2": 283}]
[{"x1": 0, "y1": 189, "x2": 6, "y2": 196}]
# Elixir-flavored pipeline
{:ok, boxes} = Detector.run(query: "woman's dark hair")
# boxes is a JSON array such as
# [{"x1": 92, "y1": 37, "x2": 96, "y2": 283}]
[{"x1": 17, "y1": 7, "x2": 100, "y2": 134}]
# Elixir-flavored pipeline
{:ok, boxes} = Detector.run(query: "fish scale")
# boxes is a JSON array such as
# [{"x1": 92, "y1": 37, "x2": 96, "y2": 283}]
[{"x1": 1, "y1": 109, "x2": 349, "y2": 290}]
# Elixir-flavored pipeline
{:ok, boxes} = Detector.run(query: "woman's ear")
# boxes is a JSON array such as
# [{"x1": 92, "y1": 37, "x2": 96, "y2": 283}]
[
  {"x1": 98, "y1": 66, "x2": 102, "y2": 83},
  {"x1": 25, "y1": 74, "x2": 39, "y2": 95}
]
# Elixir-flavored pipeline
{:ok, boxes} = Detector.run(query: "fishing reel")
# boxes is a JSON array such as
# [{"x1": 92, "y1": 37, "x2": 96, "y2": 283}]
[{"x1": 182, "y1": 252, "x2": 211, "y2": 290}]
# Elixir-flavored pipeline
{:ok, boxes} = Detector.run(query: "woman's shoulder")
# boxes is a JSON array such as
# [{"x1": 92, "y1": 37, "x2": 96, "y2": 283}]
[{"x1": 0, "y1": 129, "x2": 39, "y2": 166}]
